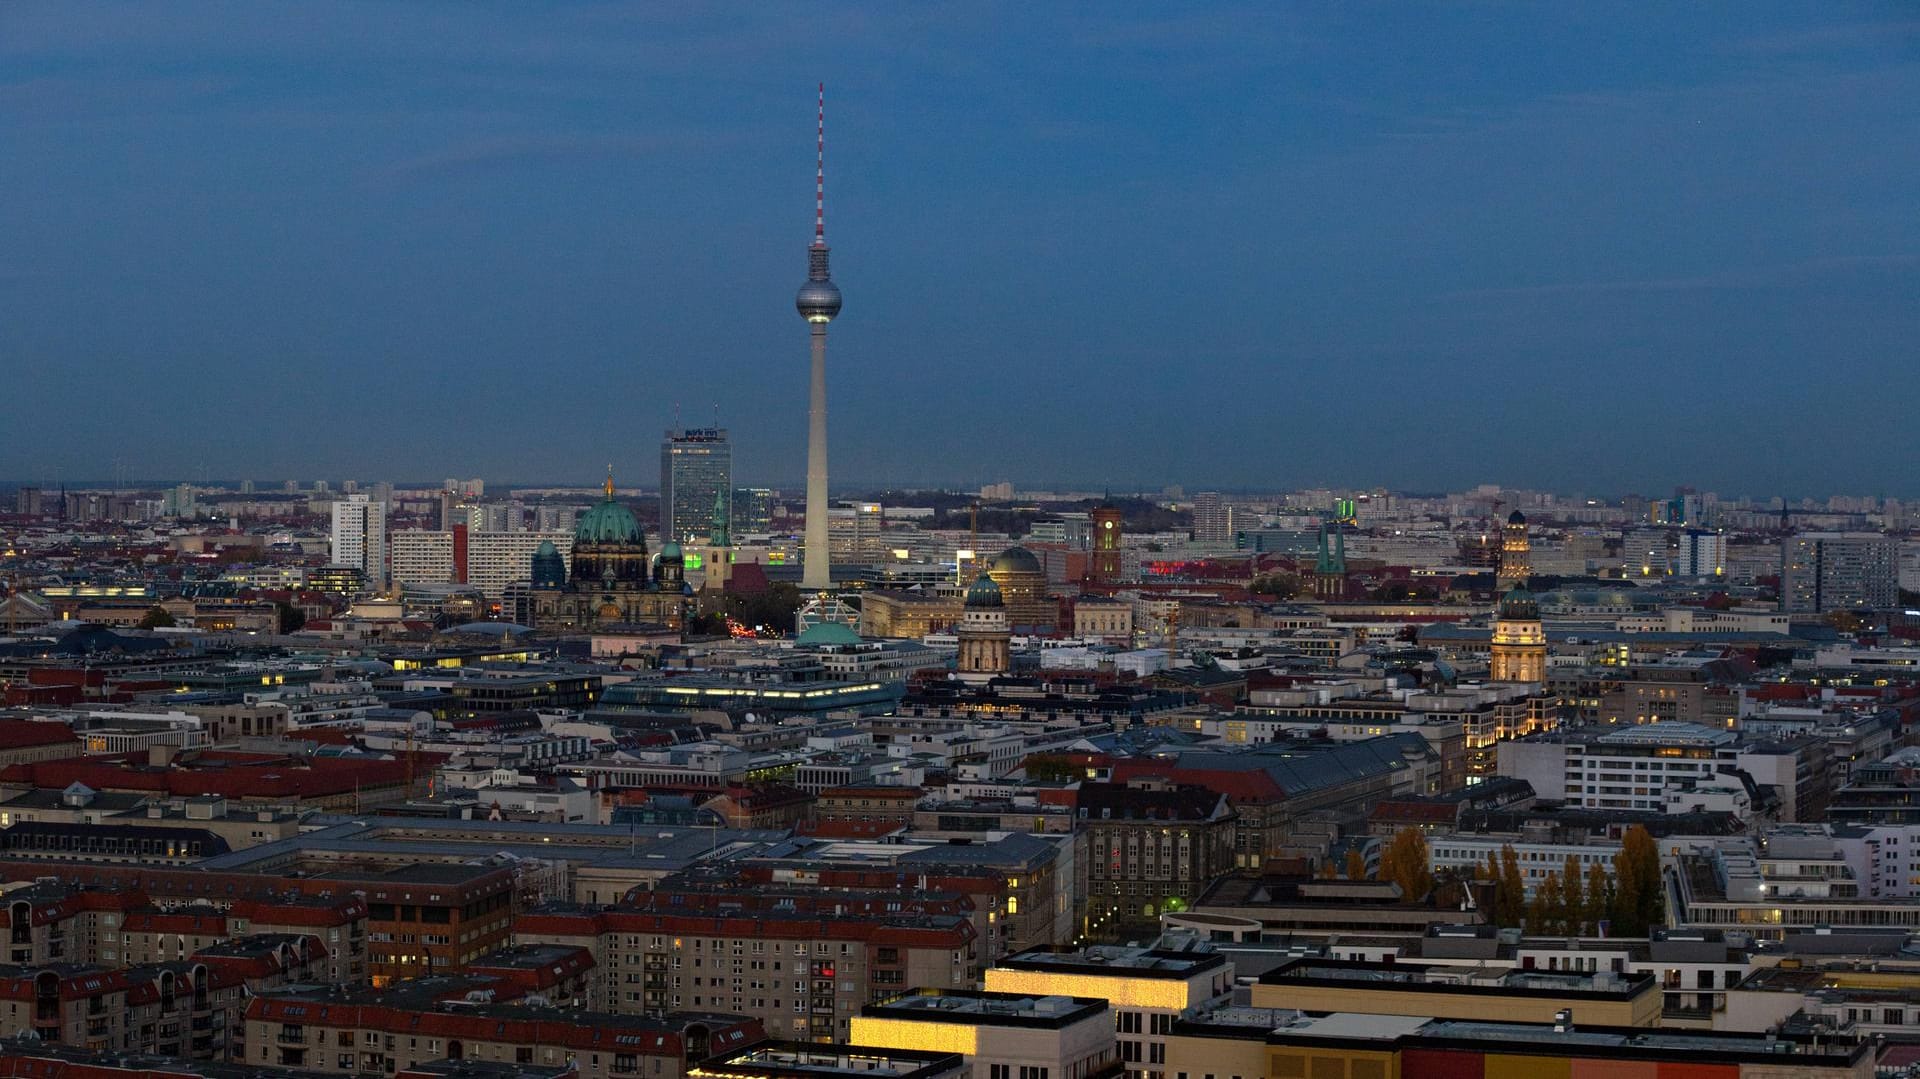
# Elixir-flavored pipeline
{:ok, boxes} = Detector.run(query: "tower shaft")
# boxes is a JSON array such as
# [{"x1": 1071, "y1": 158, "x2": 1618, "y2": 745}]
[{"x1": 804, "y1": 323, "x2": 831, "y2": 590}]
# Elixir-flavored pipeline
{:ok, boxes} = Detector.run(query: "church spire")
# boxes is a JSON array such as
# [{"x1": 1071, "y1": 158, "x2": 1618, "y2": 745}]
[{"x1": 710, "y1": 487, "x2": 731, "y2": 548}]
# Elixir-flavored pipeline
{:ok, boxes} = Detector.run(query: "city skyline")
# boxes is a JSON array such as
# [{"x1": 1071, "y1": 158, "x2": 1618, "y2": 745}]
[{"x1": 4, "y1": 6, "x2": 1918, "y2": 493}]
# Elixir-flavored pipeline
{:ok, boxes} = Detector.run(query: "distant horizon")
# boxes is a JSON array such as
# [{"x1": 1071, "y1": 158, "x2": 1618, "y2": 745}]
[{"x1": 3, "y1": 476, "x2": 1912, "y2": 506}]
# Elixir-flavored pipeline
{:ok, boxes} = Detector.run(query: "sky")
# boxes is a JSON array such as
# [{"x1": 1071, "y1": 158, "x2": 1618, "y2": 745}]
[{"x1": 3, "y1": 3, "x2": 1918, "y2": 497}]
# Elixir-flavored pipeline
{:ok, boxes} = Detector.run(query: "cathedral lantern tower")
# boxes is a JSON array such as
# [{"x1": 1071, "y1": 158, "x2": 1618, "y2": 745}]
[{"x1": 1497, "y1": 509, "x2": 1531, "y2": 593}]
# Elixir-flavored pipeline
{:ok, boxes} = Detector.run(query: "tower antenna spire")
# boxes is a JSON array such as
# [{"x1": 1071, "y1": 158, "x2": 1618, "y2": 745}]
[{"x1": 814, "y1": 82, "x2": 826, "y2": 246}]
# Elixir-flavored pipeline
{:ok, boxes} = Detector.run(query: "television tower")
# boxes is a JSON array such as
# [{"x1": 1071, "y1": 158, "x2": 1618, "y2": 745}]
[{"x1": 795, "y1": 82, "x2": 842, "y2": 593}]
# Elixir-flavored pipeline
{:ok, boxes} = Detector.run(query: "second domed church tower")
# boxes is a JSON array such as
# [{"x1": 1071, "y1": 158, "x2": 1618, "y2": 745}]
[
  {"x1": 956, "y1": 572, "x2": 1011, "y2": 681},
  {"x1": 1489, "y1": 583, "x2": 1546, "y2": 683}
]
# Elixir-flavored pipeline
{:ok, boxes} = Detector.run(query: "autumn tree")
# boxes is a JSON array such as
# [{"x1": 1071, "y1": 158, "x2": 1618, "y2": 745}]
[
  {"x1": 1379, "y1": 828, "x2": 1433, "y2": 902},
  {"x1": 1560, "y1": 855, "x2": 1586, "y2": 935},
  {"x1": 1527, "y1": 872, "x2": 1564, "y2": 935},
  {"x1": 1345, "y1": 848, "x2": 1368, "y2": 881},
  {"x1": 1610, "y1": 825, "x2": 1665, "y2": 936},
  {"x1": 138, "y1": 605, "x2": 175, "y2": 629},
  {"x1": 1584, "y1": 862, "x2": 1613, "y2": 935},
  {"x1": 1022, "y1": 755, "x2": 1081, "y2": 783},
  {"x1": 1496, "y1": 844, "x2": 1527, "y2": 928}
]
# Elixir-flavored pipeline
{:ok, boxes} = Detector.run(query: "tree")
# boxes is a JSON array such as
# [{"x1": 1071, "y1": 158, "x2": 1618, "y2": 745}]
[
  {"x1": 1379, "y1": 828, "x2": 1433, "y2": 902},
  {"x1": 275, "y1": 601, "x2": 306, "y2": 635},
  {"x1": 1560, "y1": 855, "x2": 1586, "y2": 935},
  {"x1": 1497, "y1": 845, "x2": 1526, "y2": 928},
  {"x1": 1344, "y1": 848, "x2": 1368, "y2": 881},
  {"x1": 1610, "y1": 825, "x2": 1664, "y2": 936},
  {"x1": 1022, "y1": 755, "x2": 1079, "y2": 783},
  {"x1": 1317, "y1": 860, "x2": 1338, "y2": 880},
  {"x1": 1527, "y1": 872, "x2": 1563, "y2": 934},
  {"x1": 137, "y1": 605, "x2": 175, "y2": 630},
  {"x1": 1251, "y1": 572, "x2": 1303, "y2": 598},
  {"x1": 1824, "y1": 609, "x2": 1866, "y2": 635},
  {"x1": 1584, "y1": 862, "x2": 1613, "y2": 935}
]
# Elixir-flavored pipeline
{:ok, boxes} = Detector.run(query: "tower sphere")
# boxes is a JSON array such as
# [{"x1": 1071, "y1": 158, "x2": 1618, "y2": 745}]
[{"x1": 796, "y1": 277, "x2": 842, "y2": 322}]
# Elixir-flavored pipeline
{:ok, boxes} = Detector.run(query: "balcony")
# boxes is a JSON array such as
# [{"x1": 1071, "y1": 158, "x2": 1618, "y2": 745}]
[{"x1": 278, "y1": 1030, "x2": 307, "y2": 1045}]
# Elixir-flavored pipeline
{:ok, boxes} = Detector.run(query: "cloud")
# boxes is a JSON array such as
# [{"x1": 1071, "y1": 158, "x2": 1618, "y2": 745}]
[
  {"x1": 1443, "y1": 254, "x2": 1920, "y2": 301},
  {"x1": 376, "y1": 132, "x2": 741, "y2": 181},
  {"x1": 1726, "y1": 20, "x2": 1920, "y2": 57}
]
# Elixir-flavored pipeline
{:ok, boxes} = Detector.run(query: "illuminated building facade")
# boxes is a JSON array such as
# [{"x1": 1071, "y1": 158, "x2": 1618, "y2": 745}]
[
  {"x1": 1076, "y1": 782, "x2": 1235, "y2": 941},
  {"x1": 1312, "y1": 518, "x2": 1346, "y2": 600},
  {"x1": 1089, "y1": 505, "x2": 1124, "y2": 583},
  {"x1": 986, "y1": 546, "x2": 1057, "y2": 634},
  {"x1": 1487, "y1": 584, "x2": 1547, "y2": 683},
  {"x1": 329, "y1": 494, "x2": 388, "y2": 591},
  {"x1": 850, "y1": 989, "x2": 1117, "y2": 1079},
  {"x1": 984, "y1": 944, "x2": 1233, "y2": 1079},
  {"x1": 660, "y1": 427, "x2": 731, "y2": 545},
  {"x1": 1496, "y1": 509, "x2": 1530, "y2": 592},
  {"x1": 955, "y1": 573, "x2": 1011, "y2": 680},
  {"x1": 1190, "y1": 492, "x2": 1228, "y2": 544}
]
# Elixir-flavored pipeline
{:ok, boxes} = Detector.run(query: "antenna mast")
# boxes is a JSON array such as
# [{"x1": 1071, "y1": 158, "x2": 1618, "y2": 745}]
[{"x1": 814, "y1": 82, "x2": 826, "y2": 246}]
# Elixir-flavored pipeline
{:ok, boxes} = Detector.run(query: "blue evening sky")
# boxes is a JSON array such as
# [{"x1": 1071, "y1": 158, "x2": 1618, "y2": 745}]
[{"x1": 3, "y1": 3, "x2": 1917, "y2": 496}]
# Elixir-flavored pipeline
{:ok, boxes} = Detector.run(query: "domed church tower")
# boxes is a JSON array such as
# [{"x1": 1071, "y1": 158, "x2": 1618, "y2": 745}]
[
  {"x1": 955, "y1": 572, "x2": 1011, "y2": 681},
  {"x1": 1489, "y1": 583, "x2": 1547, "y2": 683}
]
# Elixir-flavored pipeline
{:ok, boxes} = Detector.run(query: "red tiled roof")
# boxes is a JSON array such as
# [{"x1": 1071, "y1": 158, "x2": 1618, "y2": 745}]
[{"x1": 0, "y1": 721, "x2": 78, "y2": 750}]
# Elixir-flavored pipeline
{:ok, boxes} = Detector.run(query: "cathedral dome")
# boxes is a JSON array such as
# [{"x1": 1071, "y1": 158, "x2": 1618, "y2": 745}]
[
  {"x1": 965, "y1": 572, "x2": 1004, "y2": 609},
  {"x1": 1507, "y1": 509, "x2": 1527, "y2": 525},
  {"x1": 576, "y1": 498, "x2": 642, "y2": 545},
  {"x1": 991, "y1": 546, "x2": 1042, "y2": 575},
  {"x1": 660, "y1": 540, "x2": 684, "y2": 562},
  {"x1": 1498, "y1": 584, "x2": 1540, "y2": 620}
]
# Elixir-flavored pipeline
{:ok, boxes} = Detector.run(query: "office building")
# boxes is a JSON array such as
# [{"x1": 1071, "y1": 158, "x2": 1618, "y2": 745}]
[
  {"x1": 1677, "y1": 528, "x2": 1728, "y2": 579},
  {"x1": 1250, "y1": 959, "x2": 1660, "y2": 1027},
  {"x1": 391, "y1": 529, "x2": 456, "y2": 587},
  {"x1": 732, "y1": 488, "x2": 775, "y2": 534},
  {"x1": 1781, "y1": 532, "x2": 1898, "y2": 612},
  {"x1": 329, "y1": 494, "x2": 388, "y2": 590},
  {"x1": 1165, "y1": 1008, "x2": 1867, "y2": 1079},
  {"x1": 1191, "y1": 492, "x2": 1228, "y2": 545},
  {"x1": 984, "y1": 943, "x2": 1233, "y2": 1079},
  {"x1": 661, "y1": 427, "x2": 731, "y2": 545},
  {"x1": 850, "y1": 989, "x2": 1116, "y2": 1079},
  {"x1": 390, "y1": 530, "x2": 573, "y2": 602}
]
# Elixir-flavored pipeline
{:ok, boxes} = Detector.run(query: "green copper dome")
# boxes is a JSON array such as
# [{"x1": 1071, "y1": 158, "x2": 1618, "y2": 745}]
[
  {"x1": 965, "y1": 571, "x2": 1004, "y2": 608},
  {"x1": 576, "y1": 497, "x2": 642, "y2": 545},
  {"x1": 1498, "y1": 584, "x2": 1540, "y2": 620}
]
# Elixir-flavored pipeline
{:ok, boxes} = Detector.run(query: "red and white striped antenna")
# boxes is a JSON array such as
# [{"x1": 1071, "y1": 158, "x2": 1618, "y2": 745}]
[{"x1": 813, "y1": 82, "x2": 826, "y2": 247}]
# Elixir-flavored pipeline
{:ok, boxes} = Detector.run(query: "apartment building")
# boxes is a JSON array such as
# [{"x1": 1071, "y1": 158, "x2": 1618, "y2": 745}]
[
  {"x1": 514, "y1": 890, "x2": 977, "y2": 1044},
  {"x1": 245, "y1": 984, "x2": 761, "y2": 1079}
]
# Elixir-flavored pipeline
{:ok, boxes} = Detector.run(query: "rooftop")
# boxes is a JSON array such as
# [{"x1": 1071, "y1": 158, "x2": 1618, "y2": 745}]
[{"x1": 862, "y1": 988, "x2": 1105, "y2": 1029}]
